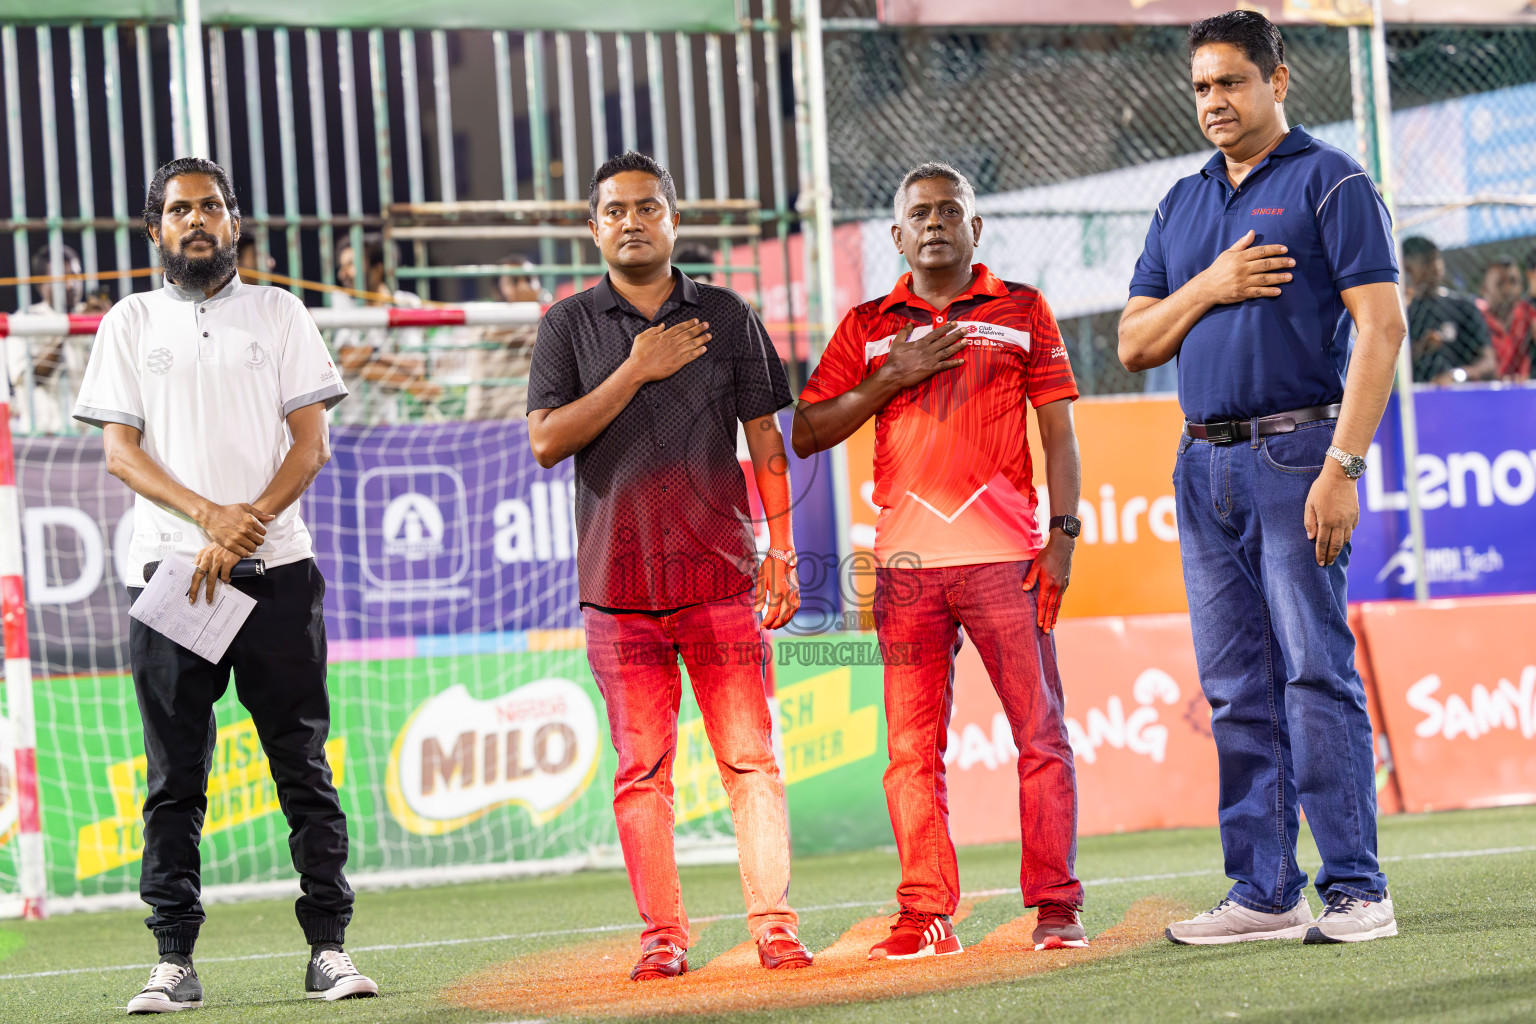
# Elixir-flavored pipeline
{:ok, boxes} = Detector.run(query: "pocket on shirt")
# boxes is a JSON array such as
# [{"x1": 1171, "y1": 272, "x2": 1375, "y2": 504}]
[{"x1": 1260, "y1": 422, "x2": 1333, "y2": 474}]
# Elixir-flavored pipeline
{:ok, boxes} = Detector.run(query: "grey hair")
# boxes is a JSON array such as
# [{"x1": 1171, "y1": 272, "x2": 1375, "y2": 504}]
[{"x1": 892, "y1": 162, "x2": 977, "y2": 222}]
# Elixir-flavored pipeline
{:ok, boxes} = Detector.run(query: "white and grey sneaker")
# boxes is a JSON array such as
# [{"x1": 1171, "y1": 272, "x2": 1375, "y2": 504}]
[
  {"x1": 1166, "y1": 897, "x2": 1315, "y2": 945},
  {"x1": 1304, "y1": 891, "x2": 1397, "y2": 944},
  {"x1": 304, "y1": 946, "x2": 379, "y2": 1001},
  {"x1": 126, "y1": 955, "x2": 203, "y2": 1014}
]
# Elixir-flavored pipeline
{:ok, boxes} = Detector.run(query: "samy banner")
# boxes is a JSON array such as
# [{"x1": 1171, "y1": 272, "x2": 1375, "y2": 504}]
[
  {"x1": 876, "y1": 0, "x2": 1535, "y2": 26},
  {"x1": 1357, "y1": 595, "x2": 1536, "y2": 815}
]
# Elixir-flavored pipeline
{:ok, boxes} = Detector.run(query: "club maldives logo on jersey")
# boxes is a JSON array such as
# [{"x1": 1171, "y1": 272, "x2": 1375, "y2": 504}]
[{"x1": 385, "y1": 679, "x2": 601, "y2": 836}]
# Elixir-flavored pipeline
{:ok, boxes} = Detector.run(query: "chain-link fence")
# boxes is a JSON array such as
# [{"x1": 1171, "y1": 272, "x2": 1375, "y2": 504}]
[{"x1": 821, "y1": 20, "x2": 1536, "y2": 397}]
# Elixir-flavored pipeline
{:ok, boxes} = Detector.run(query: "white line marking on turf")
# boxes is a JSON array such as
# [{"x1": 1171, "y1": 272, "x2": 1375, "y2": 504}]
[{"x1": 3, "y1": 843, "x2": 1530, "y2": 982}]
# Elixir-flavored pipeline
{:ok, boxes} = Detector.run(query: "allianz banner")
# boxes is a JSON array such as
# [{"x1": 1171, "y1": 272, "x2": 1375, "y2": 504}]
[{"x1": 13, "y1": 414, "x2": 841, "y2": 675}]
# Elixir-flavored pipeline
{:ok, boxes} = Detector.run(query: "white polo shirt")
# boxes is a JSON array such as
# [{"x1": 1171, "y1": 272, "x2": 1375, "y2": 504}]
[{"x1": 73, "y1": 276, "x2": 347, "y2": 584}]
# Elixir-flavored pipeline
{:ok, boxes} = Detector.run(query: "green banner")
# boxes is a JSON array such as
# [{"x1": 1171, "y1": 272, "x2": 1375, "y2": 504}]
[
  {"x1": 7, "y1": 636, "x2": 892, "y2": 902},
  {"x1": 0, "y1": 0, "x2": 740, "y2": 31}
]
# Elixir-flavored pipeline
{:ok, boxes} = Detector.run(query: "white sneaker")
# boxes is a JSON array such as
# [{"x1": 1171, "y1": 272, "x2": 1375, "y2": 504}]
[
  {"x1": 304, "y1": 947, "x2": 380, "y2": 1000},
  {"x1": 126, "y1": 956, "x2": 203, "y2": 1013},
  {"x1": 1165, "y1": 898, "x2": 1314, "y2": 945},
  {"x1": 1304, "y1": 891, "x2": 1397, "y2": 944}
]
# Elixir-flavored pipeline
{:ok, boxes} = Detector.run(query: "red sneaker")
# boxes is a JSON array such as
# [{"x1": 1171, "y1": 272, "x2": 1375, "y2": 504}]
[
  {"x1": 868, "y1": 908, "x2": 963, "y2": 960},
  {"x1": 630, "y1": 939, "x2": 689, "y2": 981},
  {"x1": 757, "y1": 926, "x2": 813, "y2": 970},
  {"x1": 1032, "y1": 903, "x2": 1088, "y2": 950}
]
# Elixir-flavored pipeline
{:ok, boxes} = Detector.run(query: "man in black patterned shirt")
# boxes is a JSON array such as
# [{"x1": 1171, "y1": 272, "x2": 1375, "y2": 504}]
[{"x1": 527, "y1": 152, "x2": 811, "y2": 980}]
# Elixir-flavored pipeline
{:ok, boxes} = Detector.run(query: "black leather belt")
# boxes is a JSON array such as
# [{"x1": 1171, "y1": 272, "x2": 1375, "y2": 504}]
[{"x1": 1184, "y1": 403, "x2": 1341, "y2": 444}]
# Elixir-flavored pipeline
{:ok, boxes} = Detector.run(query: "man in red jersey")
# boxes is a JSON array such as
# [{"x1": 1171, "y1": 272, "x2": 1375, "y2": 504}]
[{"x1": 793, "y1": 162, "x2": 1086, "y2": 959}]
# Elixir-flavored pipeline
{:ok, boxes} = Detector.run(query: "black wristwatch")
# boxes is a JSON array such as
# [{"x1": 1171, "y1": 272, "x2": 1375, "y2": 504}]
[{"x1": 1049, "y1": 514, "x2": 1082, "y2": 539}]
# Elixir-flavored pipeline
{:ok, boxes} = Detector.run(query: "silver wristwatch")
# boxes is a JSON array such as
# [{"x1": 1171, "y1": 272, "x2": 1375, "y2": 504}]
[
  {"x1": 766, "y1": 547, "x2": 798, "y2": 567},
  {"x1": 1326, "y1": 445, "x2": 1367, "y2": 480}
]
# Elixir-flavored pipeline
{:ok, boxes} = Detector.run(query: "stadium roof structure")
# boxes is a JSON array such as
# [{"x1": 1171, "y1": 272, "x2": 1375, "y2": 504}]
[{"x1": 0, "y1": 0, "x2": 740, "y2": 31}]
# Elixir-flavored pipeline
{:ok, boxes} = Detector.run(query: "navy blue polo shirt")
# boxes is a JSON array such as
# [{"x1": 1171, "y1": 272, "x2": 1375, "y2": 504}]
[{"x1": 1129, "y1": 125, "x2": 1398, "y2": 423}]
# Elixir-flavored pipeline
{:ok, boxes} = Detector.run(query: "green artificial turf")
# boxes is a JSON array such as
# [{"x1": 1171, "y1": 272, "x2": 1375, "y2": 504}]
[{"x1": 1, "y1": 806, "x2": 1532, "y2": 1024}]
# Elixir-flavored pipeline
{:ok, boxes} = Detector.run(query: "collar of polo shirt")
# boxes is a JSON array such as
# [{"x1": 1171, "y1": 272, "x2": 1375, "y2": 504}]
[
  {"x1": 877, "y1": 263, "x2": 1009, "y2": 315},
  {"x1": 165, "y1": 272, "x2": 242, "y2": 304},
  {"x1": 593, "y1": 267, "x2": 701, "y2": 314},
  {"x1": 1199, "y1": 124, "x2": 1316, "y2": 183}
]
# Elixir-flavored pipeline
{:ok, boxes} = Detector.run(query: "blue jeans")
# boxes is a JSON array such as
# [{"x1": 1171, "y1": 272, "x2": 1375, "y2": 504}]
[{"x1": 1174, "y1": 420, "x2": 1387, "y2": 913}]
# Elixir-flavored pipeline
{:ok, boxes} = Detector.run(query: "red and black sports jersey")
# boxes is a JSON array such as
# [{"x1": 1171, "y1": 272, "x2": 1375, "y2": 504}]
[{"x1": 801, "y1": 264, "x2": 1077, "y2": 567}]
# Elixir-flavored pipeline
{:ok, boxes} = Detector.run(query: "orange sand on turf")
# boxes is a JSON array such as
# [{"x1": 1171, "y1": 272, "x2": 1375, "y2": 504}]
[{"x1": 445, "y1": 896, "x2": 1185, "y2": 1018}]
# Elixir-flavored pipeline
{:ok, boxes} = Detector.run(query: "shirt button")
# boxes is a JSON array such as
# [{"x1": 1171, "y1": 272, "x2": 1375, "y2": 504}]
[
  {"x1": 935, "y1": 316, "x2": 944, "y2": 324},
  {"x1": 199, "y1": 307, "x2": 206, "y2": 313},
  {"x1": 202, "y1": 332, "x2": 209, "y2": 338}
]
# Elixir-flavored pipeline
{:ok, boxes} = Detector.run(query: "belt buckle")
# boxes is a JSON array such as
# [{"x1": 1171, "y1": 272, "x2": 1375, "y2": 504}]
[{"x1": 1205, "y1": 420, "x2": 1240, "y2": 445}]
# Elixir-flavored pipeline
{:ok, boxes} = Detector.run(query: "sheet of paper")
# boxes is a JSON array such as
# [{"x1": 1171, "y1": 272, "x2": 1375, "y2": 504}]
[{"x1": 129, "y1": 554, "x2": 257, "y2": 664}]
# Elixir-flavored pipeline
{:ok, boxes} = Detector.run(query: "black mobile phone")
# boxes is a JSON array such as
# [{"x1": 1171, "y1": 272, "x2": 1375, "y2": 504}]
[{"x1": 142, "y1": 558, "x2": 266, "y2": 581}]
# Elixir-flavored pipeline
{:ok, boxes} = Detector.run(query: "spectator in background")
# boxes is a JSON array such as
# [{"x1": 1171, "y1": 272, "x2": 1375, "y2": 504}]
[
  {"x1": 332, "y1": 237, "x2": 440, "y2": 423},
  {"x1": 79, "y1": 290, "x2": 115, "y2": 314},
  {"x1": 1477, "y1": 259, "x2": 1535, "y2": 381},
  {"x1": 10, "y1": 244, "x2": 89, "y2": 434},
  {"x1": 237, "y1": 234, "x2": 276, "y2": 280},
  {"x1": 1524, "y1": 249, "x2": 1536, "y2": 303},
  {"x1": 673, "y1": 242, "x2": 718, "y2": 285},
  {"x1": 1402, "y1": 236, "x2": 1494, "y2": 384},
  {"x1": 464, "y1": 258, "x2": 545, "y2": 420}
]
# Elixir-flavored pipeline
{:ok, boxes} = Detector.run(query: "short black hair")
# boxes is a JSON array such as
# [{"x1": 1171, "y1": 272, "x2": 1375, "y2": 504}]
[
  {"x1": 143, "y1": 157, "x2": 240, "y2": 237},
  {"x1": 588, "y1": 151, "x2": 677, "y2": 222},
  {"x1": 30, "y1": 243, "x2": 81, "y2": 279},
  {"x1": 1401, "y1": 236, "x2": 1440, "y2": 263},
  {"x1": 338, "y1": 233, "x2": 385, "y2": 268},
  {"x1": 1524, "y1": 248, "x2": 1536, "y2": 273},
  {"x1": 1188, "y1": 10, "x2": 1285, "y2": 82}
]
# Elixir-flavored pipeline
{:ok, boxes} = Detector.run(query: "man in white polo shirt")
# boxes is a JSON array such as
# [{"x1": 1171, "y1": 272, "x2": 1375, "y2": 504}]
[{"x1": 73, "y1": 157, "x2": 377, "y2": 1012}]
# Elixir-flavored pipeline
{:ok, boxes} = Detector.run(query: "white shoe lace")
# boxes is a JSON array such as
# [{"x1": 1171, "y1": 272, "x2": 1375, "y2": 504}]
[
  {"x1": 143, "y1": 961, "x2": 188, "y2": 993},
  {"x1": 315, "y1": 949, "x2": 361, "y2": 980}
]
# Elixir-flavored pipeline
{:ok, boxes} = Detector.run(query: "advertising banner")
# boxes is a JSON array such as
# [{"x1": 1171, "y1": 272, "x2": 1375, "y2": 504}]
[
  {"x1": 1357, "y1": 595, "x2": 1536, "y2": 814},
  {"x1": 21, "y1": 636, "x2": 896, "y2": 901},
  {"x1": 945, "y1": 614, "x2": 1219, "y2": 844},
  {"x1": 944, "y1": 611, "x2": 1404, "y2": 844},
  {"x1": 840, "y1": 388, "x2": 1536, "y2": 619}
]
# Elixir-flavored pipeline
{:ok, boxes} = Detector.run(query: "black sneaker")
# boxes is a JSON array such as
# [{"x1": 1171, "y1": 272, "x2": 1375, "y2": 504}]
[
  {"x1": 126, "y1": 955, "x2": 203, "y2": 1014},
  {"x1": 304, "y1": 947, "x2": 379, "y2": 1001}
]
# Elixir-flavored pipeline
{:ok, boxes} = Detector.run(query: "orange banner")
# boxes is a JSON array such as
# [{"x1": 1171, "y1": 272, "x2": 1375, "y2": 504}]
[
  {"x1": 944, "y1": 610, "x2": 1405, "y2": 844},
  {"x1": 843, "y1": 395, "x2": 1190, "y2": 618},
  {"x1": 1356, "y1": 595, "x2": 1536, "y2": 814},
  {"x1": 945, "y1": 614, "x2": 1219, "y2": 844}
]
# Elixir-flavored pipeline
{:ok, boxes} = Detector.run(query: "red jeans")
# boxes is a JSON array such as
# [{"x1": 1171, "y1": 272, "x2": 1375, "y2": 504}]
[
  {"x1": 873, "y1": 560, "x2": 1083, "y2": 913},
  {"x1": 583, "y1": 592, "x2": 797, "y2": 948}
]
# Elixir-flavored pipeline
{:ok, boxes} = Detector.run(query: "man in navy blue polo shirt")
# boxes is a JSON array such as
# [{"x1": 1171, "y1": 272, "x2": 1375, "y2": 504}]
[{"x1": 1119, "y1": 11, "x2": 1408, "y2": 947}]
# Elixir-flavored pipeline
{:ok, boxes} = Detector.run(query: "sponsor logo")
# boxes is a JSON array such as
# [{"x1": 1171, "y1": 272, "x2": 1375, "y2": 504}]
[
  {"x1": 1375, "y1": 536, "x2": 1504, "y2": 586},
  {"x1": 1251, "y1": 207, "x2": 1285, "y2": 215},
  {"x1": 1405, "y1": 666, "x2": 1536, "y2": 742},
  {"x1": 146, "y1": 347, "x2": 174, "y2": 375},
  {"x1": 76, "y1": 718, "x2": 346, "y2": 878},
  {"x1": 243, "y1": 340, "x2": 269, "y2": 370},
  {"x1": 492, "y1": 481, "x2": 577, "y2": 563},
  {"x1": 1365, "y1": 442, "x2": 1536, "y2": 512},
  {"x1": 1406, "y1": 669, "x2": 1536, "y2": 739},
  {"x1": 1065, "y1": 668, "x2": 1182, "y2": 765},
  {"x1": 358, "y1": 466, "x2": 472, "y2": 598},
  {"x1": 384, "y1": 680, "x2": 601, "y2": 835},
  {"x1": 383, "y1": 493, "x2": 446, "y2": 561}
]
